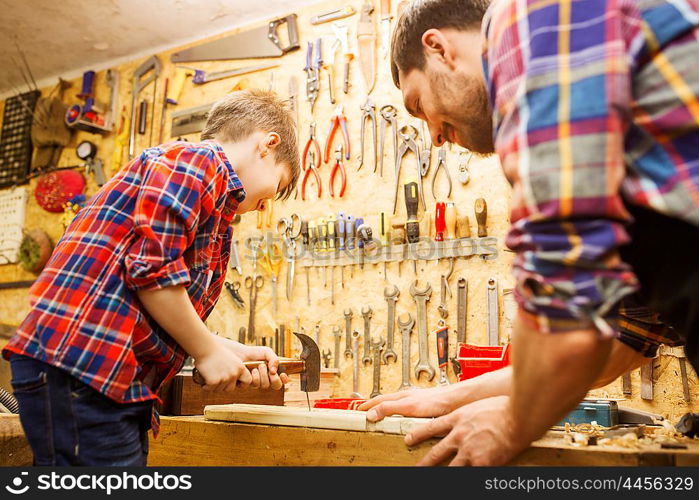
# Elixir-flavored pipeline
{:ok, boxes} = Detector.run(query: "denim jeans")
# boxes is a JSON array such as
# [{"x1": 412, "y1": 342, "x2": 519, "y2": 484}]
[{"x1": 9, "y1": 354, "x2": 152, "y2": 466}]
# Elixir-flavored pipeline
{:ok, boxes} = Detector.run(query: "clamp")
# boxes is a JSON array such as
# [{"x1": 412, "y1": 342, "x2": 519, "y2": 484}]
[
  {"x1": 324, "y1": 105, "x2": 350, "y2": 163},
  {"x1": 301, "y1": 150, "x2": 322, "y2": 200},
  {"x1": 431, "y1": 147, "x2": 452, "y2": 200},
  {"x1": 358, "y1": 98, "x2": 377, "y2": 172},
  {"x1": 330, "y1": 145, "x2": 347, "y2": 198},
  {"x1": 304, "y1": 38, "x2": 322, "y2": 112}
]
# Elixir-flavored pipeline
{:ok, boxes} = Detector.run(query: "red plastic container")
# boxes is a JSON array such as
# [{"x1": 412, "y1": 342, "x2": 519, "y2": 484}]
[
  {"x1": 456, "y1": 343, "x2": 511, "y2": 381},
  {"x1": 313, "y1": 398, "x2": 367, "y2": 410}
]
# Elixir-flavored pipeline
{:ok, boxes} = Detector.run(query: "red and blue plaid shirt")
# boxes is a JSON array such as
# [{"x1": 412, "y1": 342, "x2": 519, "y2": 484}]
[
  {"x1": 3, "y1": 140, "x2": 245, "y2": 435},
  {"x1": 483, "y1": 0, "x2": 698, "y2": 352}
]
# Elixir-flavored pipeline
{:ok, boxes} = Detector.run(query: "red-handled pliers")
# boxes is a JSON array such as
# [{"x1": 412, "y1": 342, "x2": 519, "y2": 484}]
[
  {"x1": 324, "y1": 105, "x2": 350, "y2": 164},
  {"x1": 301, "y1": 150, "x2": 322, "y2": 201},
  {"x1": 302, "y1": 122, "x2": 322, "y2": 172},
  {"x1": 330, "y1": 145, "x2": 347, "y2": 198}
]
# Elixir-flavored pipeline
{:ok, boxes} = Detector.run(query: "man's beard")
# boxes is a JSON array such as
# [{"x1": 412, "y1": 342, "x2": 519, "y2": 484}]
[{"x1": 430, "y1": 70, "x2": 494, "y2": 154}]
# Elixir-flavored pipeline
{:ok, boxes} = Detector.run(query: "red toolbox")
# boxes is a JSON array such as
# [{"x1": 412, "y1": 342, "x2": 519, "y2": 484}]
[{"x1": 455, "y1": 343, "x2": 511, "y2": 381}]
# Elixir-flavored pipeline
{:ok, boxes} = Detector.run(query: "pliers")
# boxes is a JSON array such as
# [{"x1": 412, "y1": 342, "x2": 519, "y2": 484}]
[
  {"x1": 358, "y1": 98, "x2": 377, "y2": 172},
  {"x1": 431, "y1": 146, "x2": 452, "y2": 200},
  {"x1": 302, "y1": 122, "x2": 322, "y2": 172},
  {"x1": 330, "y1": 145, "x2": 347, "y2": 198},
  {"x1": 301, "y1": 150, "x2": 322, "y2": 201},
  {"x1": 324, "y1": 105, "x2": 350, "y2": 164},
  {"x1": 304, "y1": 38, "x2": 321, "y2": 113}
]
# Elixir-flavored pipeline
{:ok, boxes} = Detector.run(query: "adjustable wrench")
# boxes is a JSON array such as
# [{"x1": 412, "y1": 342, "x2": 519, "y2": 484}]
[
  {"x1": 333, "y1": 325, "x2": 341, "y2": 369},
  {"x1": 370, "y1": 337, "x2": 386, "y2": 398},
  {"x1": 379, "y1": 105, "x2": 398, "y2": 178},
  {"x1": 382, "y1": 285, "x2": 399, "y2": 363},
  {"x1": 343, "y1": 308, "x2": 354, "y2": 357},
  {"x1": 455, "y1": 278, "x2": 468, "y2": 343},
  {"x1": 410, "y1": 281, "x2": 435, "y2": 381},
  {"x1": 397, "y1": 313, "x2": 415, "y2": 391},
  {"x1": 351, "y1": 330, "x2": 362, "y2": 397},
  {"x1": 487, "y1": 277, "x2": 499, "y2": 345},
  {"x1": 361, "y1": 306, "x2": 373, "y2": 365}
]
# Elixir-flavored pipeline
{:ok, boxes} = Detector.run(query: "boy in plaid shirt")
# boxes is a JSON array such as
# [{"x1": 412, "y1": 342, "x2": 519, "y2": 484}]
[{"x1": 3, "y1": 89, "x2": 300, "y2": 465}]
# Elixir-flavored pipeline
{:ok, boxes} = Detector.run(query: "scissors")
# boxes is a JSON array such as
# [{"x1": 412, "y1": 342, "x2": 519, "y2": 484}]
[
  {"x1": 258, "y1": 237, "x2": 284, "y2": 315},
  {"x1": 245, "y1": 275, "x2": 264, "y2": 343},
  {"x1": 276, "y1": 214, "x2": 302, "y2": 300}
]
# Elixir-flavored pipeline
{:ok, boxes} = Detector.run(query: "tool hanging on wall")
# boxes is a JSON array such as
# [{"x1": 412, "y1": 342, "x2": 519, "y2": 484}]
[
  {"x1": 475, "y1": 198, "x2": 488, "y2": 237},
  {"x1": 288, "y1": 77, "x2": 299, "y2": 136},
  {"x1": 357, "y1": 2, "x2": 377, "y2": 94},
  {"x1": 304, "y1": 39, "x2": 322, "y2": 113},
  {"x1": 75, "y1": 141, "x2": 106, "y2": 186},
  {"x1": 393, "y1": 125, "x2": 421, "y2": 214},
  {"x1": 324, "y1": 105, "x2": 350, "y2": 163},
  {"x1": 0, "y1": 89, "x2": 40, "y2": 187},
  {"x1": 30, "y1": 79, "x2": 72, "y2": 172},
  {"x1": 311, "y1": 5, "x2": 356, "y2": 24},
  {"x1": 171, "y1": 15, "x2": 300, "y2": 62},
  {"x1": 358, "y1": 98, "x2": 377, "y2": 172},
  {"x1": 332, "y1": 21, "x2": 354, "y2": 95},
  {"x1": 458, "y1": 150, "x2": 472, "y2": 185},
  {"x1": 323, "y1": 35, "x2": 338, "y2": 105},
  {"x1": 436, "y1": 321, "x2": 450, "y2": 385},
  {"x1": 404, "y1": 177, "x2": 420, "y2": 274},
  {"x1": 65, "y1": 70, "x2": 119, "y2": 134},
  {"x1": 487, "y1": 277, "x2": 499, "y2": 345},
  {"x1": 330, "y1": 145, "x2": 347, "y2": 198},
  {"x1": 431, "y1": 147, "x2": 452, "y2": 200},
  {"x1": 128, "y1": 56, "x2": 161, "y2": 159},
  {"x1": 379, "y1": 0, "x2": 393, "y2": 60},
  {"x1": 170, "y1": 102, "x2": 212, "y2": 137},
  {"x1": 379, "y1": 104, "x2": 398, "y2": 178}
]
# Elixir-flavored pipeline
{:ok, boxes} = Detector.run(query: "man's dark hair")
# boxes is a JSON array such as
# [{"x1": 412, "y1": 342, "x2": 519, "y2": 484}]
[{"x1": 391, "y1": 0, "x2": 490, "y2": 87}]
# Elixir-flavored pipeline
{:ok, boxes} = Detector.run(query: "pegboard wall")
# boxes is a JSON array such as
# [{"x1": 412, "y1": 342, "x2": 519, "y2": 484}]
[{"x1": 0, "y1": 0, "x2": 696, "y2": 421}]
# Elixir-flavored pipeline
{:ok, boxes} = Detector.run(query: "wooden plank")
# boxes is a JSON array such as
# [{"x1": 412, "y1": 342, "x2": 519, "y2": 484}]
[
  {"x1": 204, "y1": 403, "x2": 429, "y2": 435},
  {"x1": 149, "y1": 416, "x2": 699, "y2": 467},
  {"x1": 158, "y1": 373, "x2": 284, "y2": 415}
]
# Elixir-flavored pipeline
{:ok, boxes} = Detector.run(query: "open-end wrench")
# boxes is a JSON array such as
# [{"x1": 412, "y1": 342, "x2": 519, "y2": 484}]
[
  {"x1": 370, "y1": 337, "x2": 386, "y2": 398},
  {"x1": 361, "y1": 306, "x2": 373, "y2": 365},
  {"x1": 382, "y1": 285, "x2": 399, "y2": 363},
  {"x1": 379, "y1": 105, "x2": 397, "y2": 178},
  {"x1": 351, "y1": 330, "x2": 362, "y2": 397},
  {"x1": 397, "y1": 313, "x2": 415, "y2": 391},
  {"x1": 410, "y1": 280, "x2": 435, "y2": 381},
  {"x1": 333, "y1": 325, "x2": 341, "y2": 369},
  {"x1": 343, "y1": 308, "x2": 353, "y2": 357},
  {"x1": 487, "y1": 277, "x2": 499, "y2": 345},
  {"x1": 455, "y1": 278, "x2": 468, "y2": 343}
]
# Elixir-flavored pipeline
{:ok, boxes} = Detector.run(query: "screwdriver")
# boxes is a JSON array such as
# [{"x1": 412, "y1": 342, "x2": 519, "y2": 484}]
[
  {"x1": 338, "y1": 212, "x2": 346, "y2": 288},
  {"x1": 347, "y1": 215, "x2": 356, "y2": 278},
  {"x1": 355, "y1": 217, "x2": 365, "y2": 271},
  {"x1": 475, "y1": 198, "x2": 488, "y2": 237},
  {"x1": 309, "y1": 220, "x2": 319, "y2": 281},
  {"x1": 301, "y1": 219, "x2": 311, "y2": 306},
  {"x1": 404, "y1": 177, "x2": 420, "y2": 274},
  {"x1": 379, "y1": 211, "x2": 390, "y2": 280},
  {"x1": 318, "y1": 217, "x2": 328, "y2": 287},
  {"x1": 435, "y1": 202, "x2": 446, "y2": 242},
  {"x1": 327, "y1": 214, "x2": 337, "y2": 304}
]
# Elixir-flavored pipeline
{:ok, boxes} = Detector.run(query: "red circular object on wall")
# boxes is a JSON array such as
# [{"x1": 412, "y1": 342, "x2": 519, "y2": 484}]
[{"x1": 34, "y1": 170, "x2": 86, "y2": 213}]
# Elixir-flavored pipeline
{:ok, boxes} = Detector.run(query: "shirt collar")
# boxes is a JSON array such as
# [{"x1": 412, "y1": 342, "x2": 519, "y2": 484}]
[{"x1": 205, "y1": 140, "x2": 246, "y2": 203}]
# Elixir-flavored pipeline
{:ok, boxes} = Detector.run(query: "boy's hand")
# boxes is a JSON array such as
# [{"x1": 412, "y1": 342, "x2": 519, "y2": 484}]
[
  {"x1": 194, "y1": 348, "x2": 252, "y2": 393},
  {"x1": 359, "y1": 384, "x2": 466, "y2": 421},
  {"x1": 214, "y1": 337, "x2": 289, "y2": 390}
]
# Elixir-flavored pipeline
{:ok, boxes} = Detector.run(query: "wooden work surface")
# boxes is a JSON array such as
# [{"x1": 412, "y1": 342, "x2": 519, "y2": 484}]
[{"x1": 147, "y1": 415, "x2": 699, "y2": 467}]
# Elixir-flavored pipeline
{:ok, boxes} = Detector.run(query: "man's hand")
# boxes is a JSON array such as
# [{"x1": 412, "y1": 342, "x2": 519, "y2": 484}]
[
  {"x1": 359, "y1": 384, "x2": 467, "y2": 421},
  {"x1": 214, "y1": 336, "x2": 288, "y2": 390},
  {"x1": 406, "y1": 396, "x2": 528, "y2": 466}
]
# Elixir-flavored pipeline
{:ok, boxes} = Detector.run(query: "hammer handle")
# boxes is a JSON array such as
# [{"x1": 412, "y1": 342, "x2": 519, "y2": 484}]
[{"x1": 192, "y1": 359, "x2": 305, "y2": 385}]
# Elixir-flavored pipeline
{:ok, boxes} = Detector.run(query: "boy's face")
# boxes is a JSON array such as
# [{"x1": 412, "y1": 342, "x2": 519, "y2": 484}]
[{"x1": 218, "y1": 131, "x2": 292, "y2": 214}]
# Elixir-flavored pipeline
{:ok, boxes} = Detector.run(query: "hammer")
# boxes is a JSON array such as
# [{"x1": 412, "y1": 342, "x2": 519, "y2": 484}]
[{"x1": 192, "y1": 332, "x2": 321, "y2": 409}]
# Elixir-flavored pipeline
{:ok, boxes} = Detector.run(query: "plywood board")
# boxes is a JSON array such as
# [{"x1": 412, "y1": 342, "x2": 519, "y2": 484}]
[{"x1": 204, "y1": 403, "x2": 430, "y2": 436}]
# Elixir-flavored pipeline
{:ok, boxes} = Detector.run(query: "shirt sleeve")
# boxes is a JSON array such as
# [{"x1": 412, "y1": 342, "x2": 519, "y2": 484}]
[
  {"x1": 124, "y1": 146, "x2": 222, "y2": 291},
  {"x1": 485, "y1": 0, "x2": 640, "y2": 336}
]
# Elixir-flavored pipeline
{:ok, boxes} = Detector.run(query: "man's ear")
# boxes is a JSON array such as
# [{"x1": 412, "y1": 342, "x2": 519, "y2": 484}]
[{"x1": 421, "y1": 28, "x2": 457, "y2": 70}]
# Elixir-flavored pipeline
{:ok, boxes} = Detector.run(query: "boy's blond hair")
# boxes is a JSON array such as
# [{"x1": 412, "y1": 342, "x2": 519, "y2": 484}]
[{"x1": 202, "y1": 89, "x2": 299, "y2": 200}]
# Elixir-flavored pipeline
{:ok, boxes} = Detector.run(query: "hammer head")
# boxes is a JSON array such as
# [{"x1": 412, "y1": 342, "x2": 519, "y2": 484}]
[{"x1": 294, "y1": 331, "x2": 320, "y2": 392}]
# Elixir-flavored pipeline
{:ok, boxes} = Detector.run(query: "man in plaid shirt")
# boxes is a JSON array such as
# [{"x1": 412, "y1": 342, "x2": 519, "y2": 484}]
[
  {"x1": 3, "y1": 90, "x2": 300, "y2": 465},
  {"x1": 362, "y1": 0, "x2": 699, "y2": 465}
]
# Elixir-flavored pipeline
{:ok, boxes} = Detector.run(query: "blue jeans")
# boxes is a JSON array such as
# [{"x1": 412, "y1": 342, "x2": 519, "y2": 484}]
[{"x1": 9, "y1": 354, "x2": 152, "y2": 466}]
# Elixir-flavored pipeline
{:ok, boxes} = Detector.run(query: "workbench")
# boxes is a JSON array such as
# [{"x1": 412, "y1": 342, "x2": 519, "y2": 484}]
[{"x1": 2, "y1": 413, "x2": 698, "y2": 466}]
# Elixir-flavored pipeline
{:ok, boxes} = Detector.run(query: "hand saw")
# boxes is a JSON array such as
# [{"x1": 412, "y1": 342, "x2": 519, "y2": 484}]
[{"x1": 171, "y1": 15, "x2": 300, "y2": 62}]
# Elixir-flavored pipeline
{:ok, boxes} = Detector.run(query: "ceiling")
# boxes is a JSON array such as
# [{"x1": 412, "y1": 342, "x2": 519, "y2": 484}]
[{"x1": 0, "y1": 0, "x2": 323, "y2": 98}]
